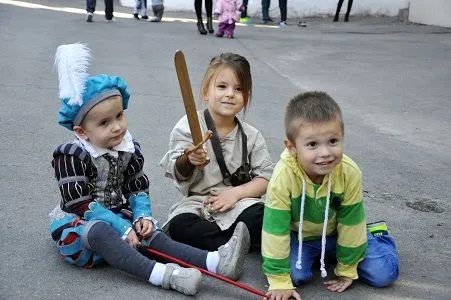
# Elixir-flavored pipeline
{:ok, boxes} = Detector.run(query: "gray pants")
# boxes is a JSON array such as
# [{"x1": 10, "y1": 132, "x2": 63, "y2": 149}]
[
  {"x1": 152, "y1": 4, "x2": 164, "y2": 20},
  {"x1": 87, "y1": 221, "x2": 208, "y2": 280}
]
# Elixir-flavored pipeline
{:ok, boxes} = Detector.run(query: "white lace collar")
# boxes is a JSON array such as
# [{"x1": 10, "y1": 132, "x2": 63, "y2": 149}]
[{"x1": 75, "y1": 130, "x2": 135, "y2": 158}]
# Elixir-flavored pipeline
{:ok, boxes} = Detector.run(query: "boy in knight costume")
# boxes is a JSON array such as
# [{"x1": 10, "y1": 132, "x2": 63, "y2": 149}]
[{"x1": 48, "y1": 43, "x2": 250, "y2": 296}]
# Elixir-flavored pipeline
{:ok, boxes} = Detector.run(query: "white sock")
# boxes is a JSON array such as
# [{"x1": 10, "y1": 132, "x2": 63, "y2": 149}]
[
  {"x1": 206, "y1": 251, "x2": 219, "y2": 273},
  {"x1": 148, "y1": 262, "x2": 166, "y2": 286}
]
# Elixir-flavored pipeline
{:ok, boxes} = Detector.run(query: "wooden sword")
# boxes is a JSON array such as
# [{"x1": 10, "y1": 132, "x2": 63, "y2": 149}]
[{"x1": 174, "y1": 50, "x2": 212, "y2": 160}]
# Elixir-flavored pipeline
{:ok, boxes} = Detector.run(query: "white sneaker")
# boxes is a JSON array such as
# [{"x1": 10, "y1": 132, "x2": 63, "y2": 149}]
[
  {"x1": 148, "y1": 16, "x2": 159, "y2": 22},
  {"x1": 162, "y1": 263, "x2": 202, "y2": 296},
  {"x1": 86, "y1": 12, "x2": 93, "y2": 22},
  {"x1": 216, "y1": 222, "x2": 250, "y2": 280}
]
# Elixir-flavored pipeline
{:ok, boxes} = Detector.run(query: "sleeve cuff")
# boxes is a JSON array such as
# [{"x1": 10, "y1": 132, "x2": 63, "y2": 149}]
[
  {"x1": 132, "y1": 216, "x2": 159, "y2": 232},
  {"x1": 334, "y1": 261, "x2": 360, "y2": 280},
  {"x1": 174, "y1": 163, "x2": 190, "y2": 181},
  {"x1": 121, "y1": 226, "x2": 132, "y2": 240},
  {"x1": 266, "y1": 274, "x2": 294, "y2": 291}
]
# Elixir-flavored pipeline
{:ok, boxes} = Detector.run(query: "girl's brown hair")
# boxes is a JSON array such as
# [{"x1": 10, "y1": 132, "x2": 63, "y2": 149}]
[{"x1": 200, "y1": 53, "x2": 252, "y2": 112}]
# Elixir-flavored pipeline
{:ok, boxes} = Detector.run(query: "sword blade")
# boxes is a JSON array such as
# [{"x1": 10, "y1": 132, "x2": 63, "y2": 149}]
[{"x1": 174, "y1": 50, "x2": 203, "y2": 145}]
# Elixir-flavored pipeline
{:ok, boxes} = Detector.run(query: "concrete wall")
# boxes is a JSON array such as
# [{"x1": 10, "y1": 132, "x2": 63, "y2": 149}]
[
  {"x1": 409, "y1": 0, "x2": 451, "y2": 28},
  {"x1": 121, "y1": 0, "x2": 410, "y2": 17}
]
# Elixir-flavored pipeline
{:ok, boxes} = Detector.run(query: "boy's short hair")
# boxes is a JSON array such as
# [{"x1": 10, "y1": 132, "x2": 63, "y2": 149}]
[{"x1": 285, "y1": 91, "x2": 344, "y2": 143}]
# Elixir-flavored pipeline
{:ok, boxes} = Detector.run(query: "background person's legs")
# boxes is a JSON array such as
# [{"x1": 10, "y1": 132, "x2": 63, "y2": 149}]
[
  {"x1": 86, "y1": 0, "x2": 96, "y2": 13},
  {"x1": 240, "y1": 0, "x2": 249, "y2": 19},
  {"x1": 278, "y1": 0, "x2": 287, "y2": 23},
  {"x1": 216, "y1": 22, "x2": 227, "y2": 37},
  {"x1": 194, "y1": 0, "x2": 202, "y2": 19},
  {"x1": 344, "y1": 0, "x2": 353, "y2": 21},
  {"x1": 152, "y1": 4, "x2": 164, "y2": 21},
  {"x1": 333, "y1": 0, "x2": 344, "y2": 21},
  {"x1": 204, "y1": 0, "x2": 212, "y2": 17},
  {"x1": 261, "y1": 0, "x2": 272, "y2": 22},
  {"x1": 104, "y1": 0, "x2": 114, "y2": 20}
]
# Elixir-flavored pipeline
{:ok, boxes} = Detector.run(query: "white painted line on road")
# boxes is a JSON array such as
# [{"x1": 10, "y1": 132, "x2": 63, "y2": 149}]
[{"x1": 0, "y1": 0, "x2": 279, "y2": 28}]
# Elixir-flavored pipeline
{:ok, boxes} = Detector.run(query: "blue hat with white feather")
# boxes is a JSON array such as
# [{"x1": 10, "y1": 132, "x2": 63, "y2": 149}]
[{"x1": 55, "y1": 43, "x2": 130, "y2": 130}]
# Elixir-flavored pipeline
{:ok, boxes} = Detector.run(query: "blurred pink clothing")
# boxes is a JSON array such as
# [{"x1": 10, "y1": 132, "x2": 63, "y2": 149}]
[{"x1": 215, "y1": 0, "x2": 243, "y2": 24}]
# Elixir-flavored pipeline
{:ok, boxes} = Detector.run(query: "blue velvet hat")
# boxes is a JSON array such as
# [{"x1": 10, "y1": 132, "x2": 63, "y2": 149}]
[{"x1": 55, "y1": 43, "x2": 130, "y2": 130}]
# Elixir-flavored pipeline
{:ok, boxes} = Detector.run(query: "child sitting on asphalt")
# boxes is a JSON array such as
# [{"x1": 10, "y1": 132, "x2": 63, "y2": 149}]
[
  {"x1": 262, "y1": 91, "x2": 399, "y2": 299},
  {"x1": 160, "y1": 53, "x2": 273, "y2": 253},
  {"x1": 48, "y1": 43, "x2": 249, "y2": 297}
]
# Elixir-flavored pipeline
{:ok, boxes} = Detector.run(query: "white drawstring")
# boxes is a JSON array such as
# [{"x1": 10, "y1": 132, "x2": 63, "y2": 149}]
[
  {"x1": 319, "y1": 173, "x2": 332, "y2": 278},
  {"x1": 295, "y1": 176, "x2": 306, "y2": 270}
]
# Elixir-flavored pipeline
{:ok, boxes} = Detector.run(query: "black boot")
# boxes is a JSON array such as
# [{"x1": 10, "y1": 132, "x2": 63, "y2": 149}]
[
  {"x1": 197, "y1": 19, "x2": 207, "y2": 35},
  {"x1": 206, "y1": 17, "x2": 214, "y2": 34}
]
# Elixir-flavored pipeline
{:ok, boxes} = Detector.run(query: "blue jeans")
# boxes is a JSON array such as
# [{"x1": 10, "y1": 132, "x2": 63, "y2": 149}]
[
  {"x1": 290, "y1": 231, "x2": 399, "y2": 287},
  {"x1": 86, "y1": 0, "x2": 114, "y2": 19}
]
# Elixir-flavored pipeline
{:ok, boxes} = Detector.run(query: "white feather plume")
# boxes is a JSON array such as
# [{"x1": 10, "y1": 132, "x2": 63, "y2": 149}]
[{"x1": 54, "y1": 43, "x2": 92, "y2": 106}]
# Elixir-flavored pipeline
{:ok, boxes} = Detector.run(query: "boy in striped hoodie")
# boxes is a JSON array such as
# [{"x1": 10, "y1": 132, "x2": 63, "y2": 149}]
[{"x1": 262, "y1": 91, "x2": 399, "y2": 299}]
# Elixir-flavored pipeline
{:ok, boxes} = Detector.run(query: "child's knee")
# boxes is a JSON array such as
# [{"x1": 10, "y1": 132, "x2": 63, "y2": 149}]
[
  {"x1": 360, "y1": 255, "x2": 399, "y2": 287},
  {"x1": 86, "y1": 221, "x2": 116, "y2": 246},
  {"x1": 366, "y1": 270, "x2": 398, "y2": 287}
]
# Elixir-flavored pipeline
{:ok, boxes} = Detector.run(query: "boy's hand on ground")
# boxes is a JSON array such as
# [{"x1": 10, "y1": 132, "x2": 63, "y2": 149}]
[
  {"x1": 134, "y1": 218, "x2": 154, "y2": 239},
  {"x1": 126, "y1": 229, "x2": 140, "y2": 248},
  {"x1": 266, "y1": 289, "x2": 302, "y2": 300},
  {"x1": 187, "y1": 147, "x2": 208, "y2": 166},
  {"x1": 205, "y1": 188, "x2": 239, "y2": 212},
  {"x1": 323, "y1": 277, "x2": 353, "y2": 292}
]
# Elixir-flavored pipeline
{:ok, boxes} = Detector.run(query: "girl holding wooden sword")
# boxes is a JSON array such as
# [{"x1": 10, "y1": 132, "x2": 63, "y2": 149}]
[{"x1": 160, "y1": 52, "x2": 274, "y2": 253}]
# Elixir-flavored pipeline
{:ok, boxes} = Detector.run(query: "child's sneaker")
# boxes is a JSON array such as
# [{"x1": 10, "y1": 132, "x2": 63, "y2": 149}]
[
  {"x1": 133, "y1": 13, "x2": 140, "y2": 20},
  {"x1": 216, "y1": 222, "x2": 250, "y2": 280},
  {"x1": 239, "y1": 17, "x2": 250, "y2": 24},
  {"x1": 86, "y1": 12, "x2": 93, "y2": 22},
  {"x1": 162, "y1": 263, "x2": 202, "y2": 296},
  {"x1": 149, "y1": 16, "x2": 160, "y2": 22},
  {"x1": 141, "y1": 15, "x2": 149, "y2": 20},
  {"x1": 367, "y1": 221, "x2": 389, "y2": 237},
  {"x1": 279, "y1": 21, "x2": 287, "y2": 27}
]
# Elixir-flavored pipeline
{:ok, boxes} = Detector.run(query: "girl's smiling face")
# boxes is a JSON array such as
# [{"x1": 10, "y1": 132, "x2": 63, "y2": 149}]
[{"x1": 204, "y1": 66, "x2": 245, "y2": 123}]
